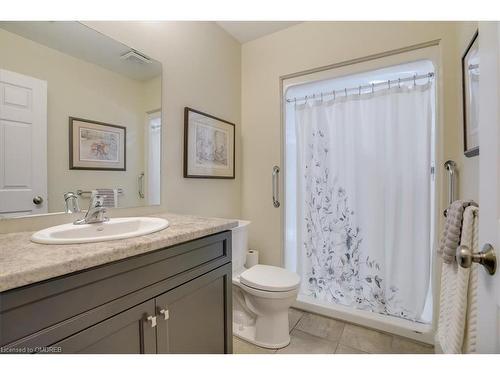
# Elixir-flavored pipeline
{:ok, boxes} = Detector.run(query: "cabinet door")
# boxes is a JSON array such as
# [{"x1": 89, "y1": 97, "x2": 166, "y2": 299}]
[
  {"x1": 156, "y1": 265, "x2": 231, "y2": 354},
  {"x1": 53, "y1": 300, "x2": 157, "y2": 354}
]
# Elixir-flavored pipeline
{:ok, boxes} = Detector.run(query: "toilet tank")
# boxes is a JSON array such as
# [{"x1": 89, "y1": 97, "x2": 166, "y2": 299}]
[{"x1": 231, "y1": 220, "x2": 251, "y2": 272}]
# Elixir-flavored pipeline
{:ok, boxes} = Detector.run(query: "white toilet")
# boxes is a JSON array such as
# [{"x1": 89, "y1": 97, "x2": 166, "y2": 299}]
[{"x1": 231, "y1": 220, "x2": 300, "y2": 349}]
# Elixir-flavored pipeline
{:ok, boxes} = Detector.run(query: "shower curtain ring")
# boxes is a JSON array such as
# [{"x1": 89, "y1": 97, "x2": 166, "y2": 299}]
[{"x1": 413, "y1": 74, "x2": 417, "y2": 86}]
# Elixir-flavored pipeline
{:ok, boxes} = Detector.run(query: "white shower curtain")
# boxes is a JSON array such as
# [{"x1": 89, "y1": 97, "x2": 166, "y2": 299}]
[{"x1": 295, "y1": 82, "x2": 433, "y2": 322}]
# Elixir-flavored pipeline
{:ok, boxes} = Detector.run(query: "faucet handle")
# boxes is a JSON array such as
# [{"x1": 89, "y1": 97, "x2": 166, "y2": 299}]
[
  {"x1": 64, "y1": 192, "x2": 81, "y2": 213},
  {"x1": 92, "y1": 195, "x2": 105, "y2": 207}
]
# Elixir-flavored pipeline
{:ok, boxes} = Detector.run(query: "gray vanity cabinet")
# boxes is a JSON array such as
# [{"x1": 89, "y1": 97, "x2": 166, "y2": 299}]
[{"x1": 0, "y1": 231, "x2": 232, "y2": 354}]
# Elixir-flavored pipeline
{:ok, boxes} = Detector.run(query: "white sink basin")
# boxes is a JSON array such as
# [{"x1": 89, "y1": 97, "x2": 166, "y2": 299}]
[{"x1": 31, "y1": 217, "x2": 169, "y2": 245}]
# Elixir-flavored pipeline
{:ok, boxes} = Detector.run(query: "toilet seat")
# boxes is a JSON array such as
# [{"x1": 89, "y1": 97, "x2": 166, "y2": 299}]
[
  {"x1": 238, "y1": 282, "x2": 299, "y2": 299},
  {"x1": 240, "y1": 264, "x2": 300, "y2": 292}
]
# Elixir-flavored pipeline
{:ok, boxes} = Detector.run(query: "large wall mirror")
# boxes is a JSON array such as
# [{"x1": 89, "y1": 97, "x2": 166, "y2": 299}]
[{"x1": 0, "y1": 21, "x2": 162, "y2": 218}]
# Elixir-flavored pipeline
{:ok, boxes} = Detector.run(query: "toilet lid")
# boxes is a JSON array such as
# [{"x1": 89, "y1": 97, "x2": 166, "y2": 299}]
[{"x1": 240, "y1": 265, "x2": 300, "y2": 292}]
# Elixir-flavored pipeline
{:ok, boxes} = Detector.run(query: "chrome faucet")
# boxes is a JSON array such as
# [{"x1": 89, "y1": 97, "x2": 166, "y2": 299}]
[{"x1": 74, "y1": 195, "x2": 109, "y2": 225}]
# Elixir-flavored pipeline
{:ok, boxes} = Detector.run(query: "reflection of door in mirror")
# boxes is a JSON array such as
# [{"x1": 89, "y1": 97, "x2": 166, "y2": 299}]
[
  {"x1": 146, "y1": 111, "x2": 161, "y2": 206},
  {"x1": 0, "y1": 69, "x2": 47, "y2": 217}
]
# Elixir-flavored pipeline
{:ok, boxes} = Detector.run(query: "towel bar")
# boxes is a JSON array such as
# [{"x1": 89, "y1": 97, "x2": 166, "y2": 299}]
[
  {"x1": 457, "y1": 243, "x2": 497, "y2": 275},
  {"x1": 77, "y1": 189, "x2": 124, "y2": 197}
]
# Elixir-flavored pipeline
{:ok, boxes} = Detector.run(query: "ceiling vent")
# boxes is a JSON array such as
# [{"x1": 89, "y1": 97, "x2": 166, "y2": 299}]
[{"x1": 120, "y1": 50, "x2": 152, "y2": 64}]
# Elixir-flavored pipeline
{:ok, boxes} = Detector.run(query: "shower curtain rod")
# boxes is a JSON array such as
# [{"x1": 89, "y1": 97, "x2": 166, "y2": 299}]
[{"x1": 285, "y1": 72, "x2": 435, "y2": 104}]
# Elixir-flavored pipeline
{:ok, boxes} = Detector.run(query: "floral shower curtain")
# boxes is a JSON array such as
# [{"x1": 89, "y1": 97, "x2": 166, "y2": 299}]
[{"x1": 295, "y1": 82, "x2": 433, "y2": 322}]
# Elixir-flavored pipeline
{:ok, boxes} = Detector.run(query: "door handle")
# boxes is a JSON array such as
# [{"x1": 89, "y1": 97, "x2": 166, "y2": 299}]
[
  {"x1": 272, "y1": 166, "x2": 280, "y2": 208},
  {"x1": 33, "y1": 196, "x2": 44, "y2": 205},
  {"x1": 456, "y1": 243, "x2": 497, "y2": 275}
]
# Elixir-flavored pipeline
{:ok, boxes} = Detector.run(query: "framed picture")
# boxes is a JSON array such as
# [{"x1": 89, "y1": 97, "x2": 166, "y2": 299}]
[
  {"x1": 184, "y1": 107, "x2": 235, "y2": 179},
  {"x1": 69, "y1": 117, "x2": 126, "y2": 171},
  {"x1": 462, "y1": 30, "x2": 480, "y2": 157}
]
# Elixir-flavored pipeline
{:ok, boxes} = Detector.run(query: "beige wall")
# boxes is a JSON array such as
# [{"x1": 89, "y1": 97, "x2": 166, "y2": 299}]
[
  {"x1": 85, "y1": 21, "x2": 242, "y2": 219},
  {"x1": 455, "y1": 22, "x2": 480, "y2": 201},
  {"x1": 0, "y1": 28, "x2": 157, "y2": 212},
  {"x1": 241, "y1": 21, "x2": 471, "y2": 266},
  {"x1": 142, "y1": 75, "x2": 162, "y2": 113}
]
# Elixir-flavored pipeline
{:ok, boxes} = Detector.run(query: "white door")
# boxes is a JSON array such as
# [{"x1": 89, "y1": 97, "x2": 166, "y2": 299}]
[
  {"x1": 0, "y1": 69, "x2": 47, "y2": 217},
  {"x1": 477, "y1": 22, "x2": 500, "y2": 353}
]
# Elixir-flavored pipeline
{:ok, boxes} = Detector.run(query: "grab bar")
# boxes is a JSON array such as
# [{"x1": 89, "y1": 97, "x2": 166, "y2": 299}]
[
  {"x1": 138, "y1": 173, "x2": 145, "y2": 199},
  {"x1": 272, "y1": 166, "x2": 280, "y2": 208},
  {"x1": 444, "y1": 160, "x2": 457, "y2": 216}
]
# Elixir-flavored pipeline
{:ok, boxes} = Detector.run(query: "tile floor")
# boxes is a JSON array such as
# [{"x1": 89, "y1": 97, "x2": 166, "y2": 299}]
[{"x1": 233, "y1": 308, "x2": 434, "y2": 354}]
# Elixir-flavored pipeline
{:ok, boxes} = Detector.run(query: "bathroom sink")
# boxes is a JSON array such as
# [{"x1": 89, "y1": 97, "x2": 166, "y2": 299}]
[{"x1": 31, "y1": 217, "x2": 169, "y2": 245}]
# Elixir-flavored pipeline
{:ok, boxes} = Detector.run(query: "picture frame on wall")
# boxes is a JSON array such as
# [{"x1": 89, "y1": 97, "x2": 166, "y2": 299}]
[
  {"x1": 462, "y1": 30, "x2": 480, "y2": 157},
  {"x1": 69, "y1": 117, "x2": 126, "y2": 171},
  {"x1": 184, "y1": 107, "x2": 235, "y2": 179}
]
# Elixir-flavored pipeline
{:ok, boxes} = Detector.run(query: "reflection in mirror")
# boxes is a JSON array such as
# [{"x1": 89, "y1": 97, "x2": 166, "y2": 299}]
[
  {"x1": 462, "y1": 33, "x2": 479, "y2": 156},
  {"x1": 0, "y1": 21, "x2": 162, "y2": 218}
]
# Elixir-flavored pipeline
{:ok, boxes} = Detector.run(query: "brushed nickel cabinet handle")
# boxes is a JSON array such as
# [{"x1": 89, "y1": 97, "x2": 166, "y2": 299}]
[
  {"x1": 159, "y1": 308, "x2": 169, "y2": 320},
  {"x1": 147, "y1": 315, "x2": 157, "y2": 328}
]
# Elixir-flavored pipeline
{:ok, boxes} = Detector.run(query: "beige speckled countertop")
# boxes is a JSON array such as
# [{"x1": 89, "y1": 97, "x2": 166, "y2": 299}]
[{"x1": 0, "y1": 213, "x2": 238, "y2": 293}]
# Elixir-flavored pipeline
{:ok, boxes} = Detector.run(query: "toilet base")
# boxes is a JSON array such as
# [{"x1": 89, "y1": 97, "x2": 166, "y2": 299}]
[{"x1": 233, "y1": 322, "x2": 290, "y2": 349}]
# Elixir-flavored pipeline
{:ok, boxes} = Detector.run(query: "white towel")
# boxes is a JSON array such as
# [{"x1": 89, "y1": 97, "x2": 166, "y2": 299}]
[
  {"x1": 436, "y1": 206, "x2": 479, "y2": 353},
  {"x1": 462, "y1": 206, "x2": 479, "y2": 353}
]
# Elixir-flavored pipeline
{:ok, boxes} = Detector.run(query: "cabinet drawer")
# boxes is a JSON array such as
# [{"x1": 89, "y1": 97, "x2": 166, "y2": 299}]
[{"x1": 0, "y1": 231, "x2": 231, "y2": 347}]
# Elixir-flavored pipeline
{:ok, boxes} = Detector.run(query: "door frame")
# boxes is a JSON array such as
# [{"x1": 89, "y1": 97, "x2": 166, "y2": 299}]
[{"x1": 476, "y1": 21, "x2": 500, "y2": 353}]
